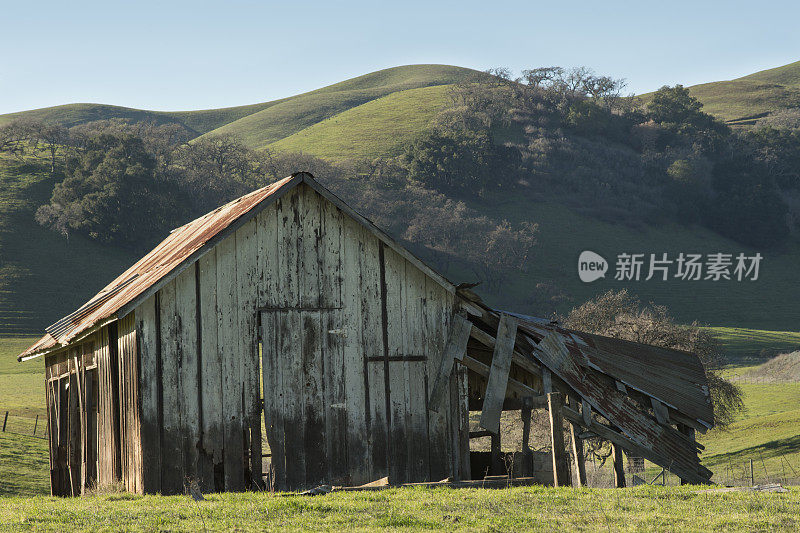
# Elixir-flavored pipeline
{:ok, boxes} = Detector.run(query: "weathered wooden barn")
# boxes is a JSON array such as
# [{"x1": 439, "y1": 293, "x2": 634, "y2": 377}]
[{"x1": 19, "y1": 172, "x2": 715, "y2": 496}]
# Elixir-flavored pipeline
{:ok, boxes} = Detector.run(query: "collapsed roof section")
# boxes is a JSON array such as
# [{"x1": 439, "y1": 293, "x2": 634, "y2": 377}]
[{"x1": 457, "y1": 288, "x2": 714, "y2": 484}]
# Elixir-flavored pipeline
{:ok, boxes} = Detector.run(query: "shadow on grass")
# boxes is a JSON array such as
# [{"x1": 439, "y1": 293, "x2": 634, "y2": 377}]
[{"x1": 705, "y1": 434, "x2": 800, "y2": 465}]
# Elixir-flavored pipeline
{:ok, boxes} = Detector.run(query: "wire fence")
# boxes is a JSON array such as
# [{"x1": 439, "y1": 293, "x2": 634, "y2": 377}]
[{"x1": 0, "y1": 411, "x2": 47, "y2": 440}]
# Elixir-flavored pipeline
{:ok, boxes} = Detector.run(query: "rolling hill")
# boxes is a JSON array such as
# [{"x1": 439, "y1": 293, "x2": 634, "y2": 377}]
[
  {"x1": 2, "y1": 63, "x2": 800, "y2": 335},
  {"x1": 640, "y1": 60, "x2": 800, "y2": 126},
  {"x1": 0, "y1": 64, "x2": 482, "y2": 143}
]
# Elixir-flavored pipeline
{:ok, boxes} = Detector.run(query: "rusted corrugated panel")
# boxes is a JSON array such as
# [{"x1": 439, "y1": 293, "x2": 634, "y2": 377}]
[
  {"x1": 577, "y1": 333, "x2": 713, "y2": 426},
  {"x1": 514, "y1": 318, "x2": 713, "y2": 428},
  {"x1": 522, "y1": 324, "x2": 711, "y2": 483},
  {"x1": 19, "y1": 174, "x2": 298, "y2": 359}
]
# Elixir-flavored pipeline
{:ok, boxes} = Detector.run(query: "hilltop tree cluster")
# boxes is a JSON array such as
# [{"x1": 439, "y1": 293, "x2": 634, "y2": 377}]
[
  {"x1": 0, "y1": 117, "x2": 537, "y2": 290},
  {"x1": 398, "y1": 67, "x2": 797, "y2": 248}
]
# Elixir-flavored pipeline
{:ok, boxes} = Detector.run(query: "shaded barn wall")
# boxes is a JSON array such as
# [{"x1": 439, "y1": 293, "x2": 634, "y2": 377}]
[
  {"x1": 44, "y1": 320, "x2": 142, "y2": 496},
  {"x1": 134, "y1": 182, "x2": 467, "y2": 493}
]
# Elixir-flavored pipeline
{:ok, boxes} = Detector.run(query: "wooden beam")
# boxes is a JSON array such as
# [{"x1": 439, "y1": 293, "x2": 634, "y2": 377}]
[
  {"x1": 461, "y1": 356, "x2": 547, "y2": 408},
  {"x1": 612, "y1": 442, "x2": 626, "y2": 488},
  {"x1": 547, "y1": 392, "x2": 570, "y2": 487},
  {"x1": 479, "y1": 314, "x2": 517, "y2": 434},
  {"x1": 429, "y1": 314, "x2": 472, "y2": 412}
]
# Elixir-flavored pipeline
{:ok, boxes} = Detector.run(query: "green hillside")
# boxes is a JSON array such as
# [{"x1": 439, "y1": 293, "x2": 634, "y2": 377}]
[
  {"x1": 0, "y1": 64, "x2": 482, "y2": 143},
  {"x1": 457, "y1": 196, "x2": 800, "y2": 331},
  {"x1": 0, "y1": 155, "x2": 137, "y2": 336},
  {"x1": 643, "y1": 60, "x2": 800, "y2": 125},
  {"x1": 200, "y1": 64, "x2": 480, "y2": 148},
  {"x1": 270, "y1": 84, "x2": 452, "y2": 159}
]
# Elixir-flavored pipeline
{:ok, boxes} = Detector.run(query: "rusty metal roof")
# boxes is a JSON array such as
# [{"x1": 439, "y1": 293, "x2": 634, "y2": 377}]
[{"x1": 19, "y1": 174, "x2": 300, "y2": 360}]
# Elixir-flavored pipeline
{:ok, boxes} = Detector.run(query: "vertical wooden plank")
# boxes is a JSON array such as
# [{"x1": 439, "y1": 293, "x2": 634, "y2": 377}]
[
  {"x1": 548, "y1": 392, "x2": 570, "y2": 487},
  {"x1": 383, "y1": 246, "x2": 408, "y2": 483},
  {"x1": 175, "y1": 267, "x2": 199, "y2": 486},
  {"x1": 217, "y1": 233, "x2": 244, "y2": 491},
  {"x1": 277, "y1": 187, "x2": 300, "y2": 309},
  {"x1": 135, "y1": 295, "x2": 161, "y2": 493},
  {"x1": 479, "y1": 314, "x2": 517, "y2": 434},
  {"x1": 256, "y1": 205, "x2": 279, "y2": 309},
  {"x1": 236, "y1": 220, "x2": 261, "y2": 488},
  {"x1": 425, "y1": 276, "x2": 452, "y2": 481},
  {"x1": 198, "y1": 249, "x2": 221, "y2": 492},
  {"x1": 302, "y1": 310, "x2": 326, "y2": 488},
  {"x1": 364, "y1": 233, "x2": 388, "y2": 481},
  {"x1": 341, "y1": 216, "x2": 370, "y2": 485},
  {"x1": 404, "y1": 263, "x2": 430, "y2": 482},
  {"x1": 261, "y1": 311, "x2": 285, "y2": 490},
  {"x1": 428, "y1": 315, "x2": 471, "y2": 412},
  {"x1": 299, "y1": 183, "x2": 321, "y2": 309},
  {"x1": 455, "y1": 361, "x2": 471, "y2": 480},
  {"x1": 67, "y1": 357, "x2": 81, "y2": 495},
  {"x1": 281, "y1": 309, "x2": 306, "y2": 489},
  {"x1": 159, "y1": 280, "x2": 183, "y2": 494},
  {"x1": 319, "y1": 193, "x2": 347, "y2": 485}
]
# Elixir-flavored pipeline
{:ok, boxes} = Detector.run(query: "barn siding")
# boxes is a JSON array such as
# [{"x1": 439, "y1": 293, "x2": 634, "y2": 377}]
[{"x1": 128, "y1": 182, "x2": 460, "y2": 493}]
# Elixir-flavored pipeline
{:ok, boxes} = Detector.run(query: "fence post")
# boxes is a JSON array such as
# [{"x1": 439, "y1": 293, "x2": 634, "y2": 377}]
[
  {"x1": 749, "y1": 459, "x2": 754, "y2": 486},
  {"x1": 2, "y1": 411, "x2": 7, "y2": 432},
  {"x1": 33, "y1": 415, "x2": 39, "y2": 436}
]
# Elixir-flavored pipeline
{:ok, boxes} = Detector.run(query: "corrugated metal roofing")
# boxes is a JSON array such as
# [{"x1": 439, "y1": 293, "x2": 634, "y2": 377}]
[
  {"x1": 516, "y1": 320, "x2": 714, "y2": 428},
  {"x1": 19, "y1": 174, "x2": 300, "y2": 360}
]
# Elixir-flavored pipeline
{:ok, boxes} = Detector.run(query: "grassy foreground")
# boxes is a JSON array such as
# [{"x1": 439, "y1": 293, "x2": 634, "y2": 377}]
[{"x1": 0, "y1": 485, "x2": 797, "y2": 532}]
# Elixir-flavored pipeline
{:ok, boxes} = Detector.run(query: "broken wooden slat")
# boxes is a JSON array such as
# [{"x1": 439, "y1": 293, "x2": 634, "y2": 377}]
[
  {"x1": 651, "y1": 398, "x2": 670, "y2": 425},
  {"x1": 479, "y1": 314, "x2": 517, "y2": 434},
  {"x1": 429, "y1": 314, "x2": 472, "y2": 412},
  {"x1": 461, "y1": 355, "x2": 547, "y2": 408},
  {"x1": 581, "y1": 398, "x2": 592, "y2": 427},
  {"x1": 542, "y1": 368, "x2": 552, "y2": 394}
]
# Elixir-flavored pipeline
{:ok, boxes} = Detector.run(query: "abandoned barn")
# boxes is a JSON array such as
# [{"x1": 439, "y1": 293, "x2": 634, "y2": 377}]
[{"x1": 19, "y1": 172, "x2": 715, "y2": 496}]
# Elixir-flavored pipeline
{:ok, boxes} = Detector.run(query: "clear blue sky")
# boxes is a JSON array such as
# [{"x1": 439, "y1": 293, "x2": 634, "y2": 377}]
[{"x1": 1, "y1": 0, "x2": 798, "y2": 115}]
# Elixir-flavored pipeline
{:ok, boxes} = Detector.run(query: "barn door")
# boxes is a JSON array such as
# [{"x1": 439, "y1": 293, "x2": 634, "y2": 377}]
[{"x1": 260, "y1": 308, "x2": 346, "y2": 491}]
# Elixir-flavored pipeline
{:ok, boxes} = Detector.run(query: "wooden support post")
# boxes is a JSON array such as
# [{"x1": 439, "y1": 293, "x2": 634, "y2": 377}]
[
  {"x1": 33, "y1": 415, "x2": 39, "y2": 437},
  {"x1": 547, "y1": 392, "x2": 570, "y2": 487},
  {"x1": 521, "y1": 397, "x2": 532, "y2": 454},
  {"x1": 490, "y1": 432, "x2": 502, "y2": 476},
  {"x1": 569, "y1": 422, "x2": 587, "y2": 487},
  {"x1": 677, "y1": 423, "x2": 697, "y2": 485},
  {"x1": 2, "y1": 411, "x2": 7, "y2": 432},
  {"x1": 612, "y1": 442, "x2": 626, "y2": 488}
]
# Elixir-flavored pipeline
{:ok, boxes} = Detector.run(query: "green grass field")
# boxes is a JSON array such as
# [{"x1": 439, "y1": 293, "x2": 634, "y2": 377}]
[
  {"x1": 0, "y1": 485, "x2": 797, "y2": 532},
  {"x1": 269, "y1": 84, "x2": 451, "y2": 160},
  {"x1": 1, "y1": 329, "x2": 799, "y2": 530}
]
